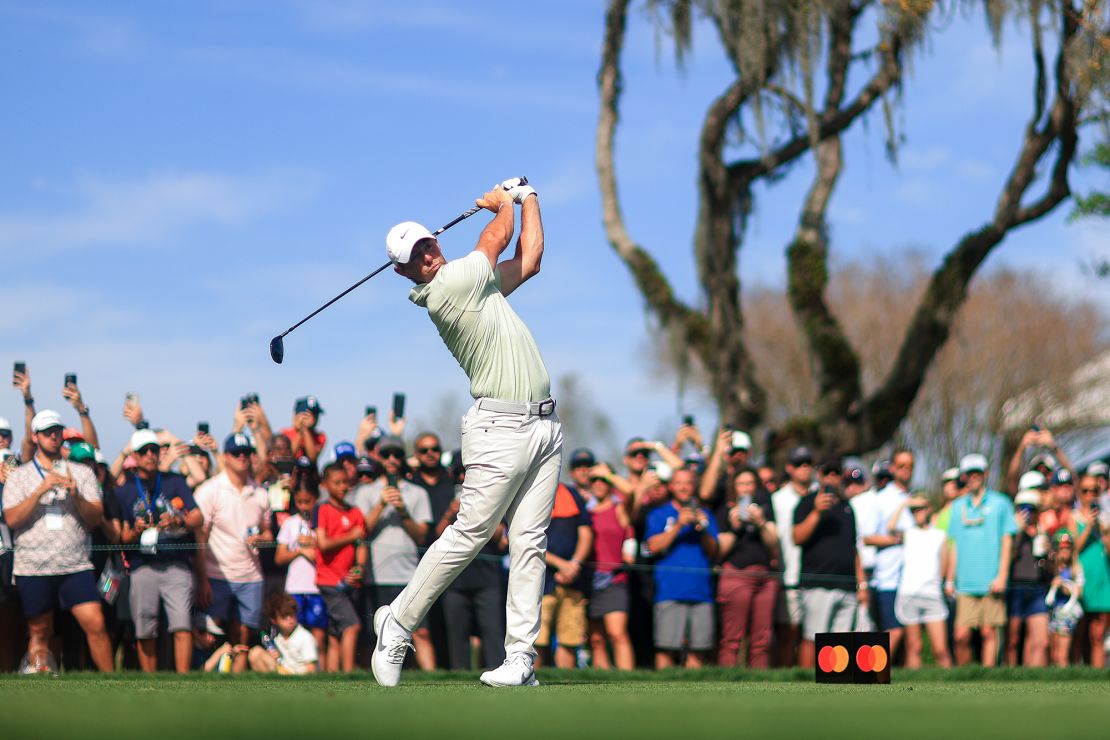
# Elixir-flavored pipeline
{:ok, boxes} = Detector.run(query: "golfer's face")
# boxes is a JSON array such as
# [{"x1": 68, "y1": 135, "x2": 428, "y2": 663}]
[{"x1": 406, "y1": 238, "x2": 445, "y2": 283}]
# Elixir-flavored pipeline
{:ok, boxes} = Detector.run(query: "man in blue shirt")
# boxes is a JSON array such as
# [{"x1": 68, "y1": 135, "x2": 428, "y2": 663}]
[
  {"x1": 116, "y1": 429, "x2": 203, "y2": 673},
  {"x1": 645, "y1": 468, "x2": 719, "y2": 668},
  {"x1": 945, "y1": 453, "x2": 1016, "y2": 667}
]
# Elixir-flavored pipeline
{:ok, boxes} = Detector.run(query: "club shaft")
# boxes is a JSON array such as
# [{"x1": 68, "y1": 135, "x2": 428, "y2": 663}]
[{"x1": 277, "y1": 205, "x2": 485, "y2": 340}]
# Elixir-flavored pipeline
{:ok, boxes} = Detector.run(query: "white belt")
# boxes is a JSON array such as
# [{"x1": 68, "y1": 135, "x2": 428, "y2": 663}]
[{"x1": 476, "y1": 397, "x2": 556, "y2": 416}]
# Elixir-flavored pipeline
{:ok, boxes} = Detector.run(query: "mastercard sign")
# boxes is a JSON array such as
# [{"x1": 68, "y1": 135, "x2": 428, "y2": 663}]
[{"x1": 815, "y1": 632, "x2": 891, "y2": 684}]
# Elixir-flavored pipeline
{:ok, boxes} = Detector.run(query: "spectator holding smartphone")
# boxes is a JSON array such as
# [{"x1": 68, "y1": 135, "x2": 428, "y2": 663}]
[
  {"x1": 715, "y1": 466, "x2": 779, "y2": 668},
  {"x1": 2, "y1": 410, "x2": 112, "y2": 672},
  {"x1": 315, "y1": 464, "x2": 366, "y2": 673},
  {"x1": 117, "y1": 429, "x2": 204, "y2": 673},
  {"x1": 275, "y1": 483, "x2": 327, "y2": 668},
  {"x1": 194, "y1": 433, "x2": 273, "y2": 672},
  {"x1": 11, "y1": 365, "x2": 36, "y2": 463},
  {"x1": 772, "y1": 446, "x2": 814, "y2": 667},
  {"x1": 281, "y1": 396, "x2": 326, "y2": 464},
  {"x1": 645, "y1": 468, "x2": 719, "y2": 668}
]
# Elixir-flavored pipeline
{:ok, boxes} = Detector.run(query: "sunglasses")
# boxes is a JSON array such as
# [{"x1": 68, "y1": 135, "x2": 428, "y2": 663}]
[
  {"x1": 135, "y1": 446, "x2": 160, "y2": 456},
  {"x1": 380, "y1": 450, "x2": 405, "y2": 460},
  {"x1": 1081, "y1": 487, "x2": 1099, "y2": 494},
  {"x1": 417, "y1": 446, "x2": 441, "y2": 454},
  {"x1": 627, "y1": 450, "x2": 650, "y2": 459},
  {"x1": 226, "y1": 450, "x2": 252, "y2": 459}
]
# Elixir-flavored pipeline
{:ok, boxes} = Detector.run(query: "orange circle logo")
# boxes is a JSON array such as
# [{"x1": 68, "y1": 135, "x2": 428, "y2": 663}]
[
  {"x1": 818, "y1": 645, "x2": 850, "y2": 672},
  {"x1": 855, "y1": 644, "x2": 888, "y2": 672}
]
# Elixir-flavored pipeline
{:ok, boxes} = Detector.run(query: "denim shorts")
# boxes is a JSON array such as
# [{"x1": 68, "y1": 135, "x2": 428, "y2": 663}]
[{"x1": 207, "y1": 578, "x2": 263, "y2": 630}]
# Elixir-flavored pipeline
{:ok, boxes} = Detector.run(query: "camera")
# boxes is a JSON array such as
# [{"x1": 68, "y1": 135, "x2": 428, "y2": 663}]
[
  {"x1": 240, "y1": 393, "x2": 259, "y2": 410},
  {"x1": 197, "y1": 422, "x2": 209, "y2": 435},
  {"x1": 682, "y1": 414, "x2": 694, "y2": 427}
]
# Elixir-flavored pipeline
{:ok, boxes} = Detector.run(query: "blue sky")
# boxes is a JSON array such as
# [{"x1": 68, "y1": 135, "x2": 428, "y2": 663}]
[{"x1": 2, "y1": 0, "x2": 1106, "y2": 461}]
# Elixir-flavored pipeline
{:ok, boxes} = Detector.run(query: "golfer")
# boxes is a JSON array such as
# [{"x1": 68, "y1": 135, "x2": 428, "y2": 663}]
[{"x1": 372, "y1": 180, "x2": 563, "y2": 688}]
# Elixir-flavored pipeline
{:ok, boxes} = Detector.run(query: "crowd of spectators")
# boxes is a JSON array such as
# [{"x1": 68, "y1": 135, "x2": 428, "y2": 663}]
[{"x1": 1, "y1": 365, "x2": 1109, "y2": 674}]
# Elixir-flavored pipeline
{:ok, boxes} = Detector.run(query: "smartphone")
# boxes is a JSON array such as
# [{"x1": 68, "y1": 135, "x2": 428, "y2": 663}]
[
  {"x1": 13, "y1": 362, "x2": 26, "y2": 379},
  {"x1": 241, "y1": 393, "x2": 259, "y2": 410},
  {"x1": 682, "y1": 414, "x2": 695, "y2": 427},
  {"x1": 136, "y1": 420, "x2": 150, "y2": 430},
  {"x1": 125, "y1": 392, "x2": 139, "y2": 404},
  {"x1": 198, "y1": 422, "x2": 210, "y2": 435},
  {"x1": 386, "y1": 473, "x2": 399, "y2": 488},
  {"x1": 392, "y1": 393, "x2": 405, "y2": 420},
  {"x1": 365, "y1": 406, "x2": 377, "y2": 418},
  {"x1": 64, "y1": 373, "x2": 77, "y2": 387},
  {"x1": 1031, "y1": 423, "x2": 1042, "y2": 432}
]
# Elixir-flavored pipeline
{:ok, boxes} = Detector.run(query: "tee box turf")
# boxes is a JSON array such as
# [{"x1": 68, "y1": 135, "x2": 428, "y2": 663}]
[{"x1": 815, "y1": 632, "x2": 891, "y2": 684}]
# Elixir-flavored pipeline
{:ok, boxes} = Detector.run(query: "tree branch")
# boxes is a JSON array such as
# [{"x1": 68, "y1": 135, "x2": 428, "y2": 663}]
[
  {"x1": 596, "y1": 0, "x2": 709, "y2": 352},
  {"x1": 855, "y1": 3, "x2": 1082, "y2": 452}
]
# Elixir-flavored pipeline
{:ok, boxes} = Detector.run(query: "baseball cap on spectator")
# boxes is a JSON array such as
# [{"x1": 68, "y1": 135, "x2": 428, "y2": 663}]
[
  {"x1": 1050, "y1": 468, "x2": 1074, "y2": 486},
  {"x1": 377, "y1": 436, "x2": 405, "y2": 454},
  {"x1": 959, "y1": 453, "x2": 989, "y2": 475},
  {"x1": 818, "y1": 456, "x2": 843, "y2": 475},
  {"x1": 386, "y1": 221, "x2": 435, "y2": 265},
  {"x1": 68, "y1": 442, "x2": 96, "y2": 464},
  {"x1": 334, "y1": 441, "x2": 357, "y2": 460},
  {"x1": 730, "y1": 431, "x2": 752, "y2": 452},
  {"x1": 1015, "y1": 490, "x2": 1041, "y2": 508},
  {"x1": 684, "y1": 453, "x2": 706, "y2": 474},
  {"x1": 294, "y1": 455, "x2": 314, "y2": 472},
  {"x1": 355, "y1": 457, "x2": 375, "y2": 475},
  {"x1": 224, "y1": 433, "x2": 255, "y2": 454},
  {"x1": 569, "y1": 448, "x2": 596, "y2": 469},
  {"x1": 0, "y1": 416, "x2": 11, "y2": 434},
  {"x1": 1029, "y1": 452, "x2": 1057, "y2": 472},
  {"x1": 130, "y1": 429, "x2": 160, "y2": 452},
  {"x1": 294, "y1": 396, "x2": 324, "y2": 416},
  {"x1": 93, "y1": 449, "x2": 107, "y2": 466},
  {"x1": 845, "y1": 466, "x2": 866, "y2": 485},
  {"x1": 1018, "y1": 470, "x2": 1048, "y2": 492},
  {"x1": 941, "y1": 467, "x2": 960, "y2": 484},
  {"x1": 787, "y1": 446, "x2": 813, "y2": 466},
  {"x1": 63, "y1": 428, "x2": 84, "y2": 443},
  {"x1": 1087, "y1": 461, "x2": 1109, "y2": 478},
  {"x1": 31, "y1": 410, "x2": 65, "y2": 433},
  {"x1": 872, "y1": 459, "x2": 892, "y2": 481}
]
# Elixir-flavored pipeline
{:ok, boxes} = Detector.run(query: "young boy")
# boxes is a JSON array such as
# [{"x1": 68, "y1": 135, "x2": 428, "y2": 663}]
[
  {"x1": 314, "y1": 464, "x2": 366, "y2": 673},
  {"x1": 275, "y1": 484, "x2": 326, "y2": 668},
  {"x1": 248, "y1": 592, "x2": 319, "y2": 674}
]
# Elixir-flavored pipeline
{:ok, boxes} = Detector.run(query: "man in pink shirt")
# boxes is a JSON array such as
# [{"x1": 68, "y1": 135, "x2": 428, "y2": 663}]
[{"x1": 194, "y1": 433, "x2": 273, "y2": 672}]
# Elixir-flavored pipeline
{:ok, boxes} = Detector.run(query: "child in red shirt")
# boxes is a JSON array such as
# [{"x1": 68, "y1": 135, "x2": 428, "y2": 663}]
[{"x1": 315, "y1": 464, "x2": 366, "y2": 672}]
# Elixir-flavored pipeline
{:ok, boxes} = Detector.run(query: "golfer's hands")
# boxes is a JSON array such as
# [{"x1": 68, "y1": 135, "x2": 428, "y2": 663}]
[{"x1": 476, "y1": 186, "x2": 513, "y2": 213}]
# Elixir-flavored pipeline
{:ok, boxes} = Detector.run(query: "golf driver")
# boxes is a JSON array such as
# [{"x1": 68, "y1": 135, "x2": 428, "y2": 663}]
[{"x1": 269, "y1": 177, "x2": 527, "y2": 364}]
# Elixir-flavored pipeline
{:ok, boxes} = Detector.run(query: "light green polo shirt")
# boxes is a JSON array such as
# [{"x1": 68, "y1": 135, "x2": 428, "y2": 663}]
[{"x1": 410, "y1": 251, "x2": 551, "y2": 403}]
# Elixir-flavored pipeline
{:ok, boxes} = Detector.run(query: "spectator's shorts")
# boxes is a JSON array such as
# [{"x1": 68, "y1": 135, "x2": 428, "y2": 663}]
[
  {"x1": 130, "y1": 562, "x2": 193, "y2": 639},
  {"x1": 1007, "y1": 585, "x2": 1049, "y2": 620},
  {"x1": 800, "y1": 588, "x2": 858, "y2": 641},
  {"x1": 16, "y1": 570, "x2": 99, "y2": 619},
  {"x1": 588, "y1": 582, "x2": 629, "y2": 620},
  {"x1": 895, "y1": 592, "x2": 949, "y2": 626},
  {"x1": 293, "y1": 593, "x2": 328, "y2": 631},
  {"x1": 875, "y1": 589, "x2": 902, "y2": 631},
  {"x1": 319, "y1": 585, "x2": 360, "y2": 638},
  {"x1": 654, "y1": 600, "x2": 714, "y2": 651},
  {"x1": 955, "y1": 593, "x2": 1006, "y2": 629},
  {"x1": 207, "y1": 578, "x2": 263, "y2": 630},
  {"x1": 538, "y1": 586, "x2": 588, "y2": 648},
  {"x1": 774, "y1": 586, "x2": 804, "y2": 627}
]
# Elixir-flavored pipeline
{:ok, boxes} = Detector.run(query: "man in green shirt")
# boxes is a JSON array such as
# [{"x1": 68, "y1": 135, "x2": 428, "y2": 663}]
[{"x1": 371, "y1": 181, "x2": 563, "y2": 689}]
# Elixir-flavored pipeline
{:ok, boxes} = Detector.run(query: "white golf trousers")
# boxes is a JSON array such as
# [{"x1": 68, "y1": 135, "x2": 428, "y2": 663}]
[{"x1": 391, "y1": 401, "x2": 563, "y2": 657}]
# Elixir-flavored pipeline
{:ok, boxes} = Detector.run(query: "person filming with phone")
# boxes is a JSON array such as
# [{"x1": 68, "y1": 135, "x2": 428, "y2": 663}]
[{"x1": 2, "y1": 410, "x2": 113, "y2": 673}]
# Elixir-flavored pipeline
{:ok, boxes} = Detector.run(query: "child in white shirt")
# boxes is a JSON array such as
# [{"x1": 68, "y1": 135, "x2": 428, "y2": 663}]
[{"x1": 248, "y1": 592, "x2": 318, "y2": 675}]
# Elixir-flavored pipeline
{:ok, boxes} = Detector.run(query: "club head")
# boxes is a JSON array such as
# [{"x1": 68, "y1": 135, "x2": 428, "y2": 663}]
[{"x1": 269, "y1": 336, "x2": 285, "y2": 364}]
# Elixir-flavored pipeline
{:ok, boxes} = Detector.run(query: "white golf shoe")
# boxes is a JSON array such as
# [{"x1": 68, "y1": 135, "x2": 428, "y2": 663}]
[
  {"x1": 371, "y1": 605, "x2": 413, "y2": 687},
  {"x1": 480, "y1": 652, "x2": 540, "y2": 687}
]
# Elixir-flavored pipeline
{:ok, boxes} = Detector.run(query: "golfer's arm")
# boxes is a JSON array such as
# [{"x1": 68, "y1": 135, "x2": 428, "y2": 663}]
[
  {"x1": 497, "y1": 196, "x2": 542, "y2": 297},
  {"x1": 476, "y1": 203, "x2": 515, "y2": 267}
]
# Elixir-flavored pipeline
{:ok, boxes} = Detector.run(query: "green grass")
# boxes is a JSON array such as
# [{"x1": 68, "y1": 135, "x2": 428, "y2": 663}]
[{"x1": 1, "y1": 668, "x2": 1108, "y2": 739}]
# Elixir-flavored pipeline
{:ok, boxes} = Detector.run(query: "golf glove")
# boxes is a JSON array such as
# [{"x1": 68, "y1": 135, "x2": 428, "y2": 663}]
[{"x1": 499, "y1": 177, "x2": 537, "y2": 204}]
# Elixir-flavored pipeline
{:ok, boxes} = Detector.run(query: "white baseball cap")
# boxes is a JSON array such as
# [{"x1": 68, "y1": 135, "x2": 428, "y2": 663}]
[
  {"x1": 730, "y1": 431, "x2": 752, "y2": 451},
  {"x1": 130, "y1": 429, "x2": 160, "y2": 451},
  {"x1": 0, "y1": 416, "x2": 11, "y2": 434},
  {"x1": 31, "y1": 410, "x2": 65, "y2": 433},
  {"x1": 959, "y1": 453, "x2": 989, "y2": 475},
  {"x1": 1087, "y1": 461, "x2": 1109, "y2": 478},
  {"x1": 386, "y1": 221, "x2": 434, "y2": 265},
  {"x1": 1018, "y1": 470, "x2": 1047, "y2": 492}
]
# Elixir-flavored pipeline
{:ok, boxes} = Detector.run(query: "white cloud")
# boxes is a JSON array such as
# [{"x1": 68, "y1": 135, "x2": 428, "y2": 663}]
[
  {"x1": 0, "y1": 170, "x2": 321, "y2": 253},
  {"x1": 893, "y1": 178, "x2": 937, "y2": 207},
  {"x1": 956, "y1": 158, "x2": 996, "y2": 182}
]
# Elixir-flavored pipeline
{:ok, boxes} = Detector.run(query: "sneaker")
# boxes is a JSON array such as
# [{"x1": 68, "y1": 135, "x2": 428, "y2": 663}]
[
  {"x1": 371, "y1": 605, "x2": 412, "y2": 687},
  {"x1": 480, "y1": 652, "x2": 540, "y2": 688}
]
